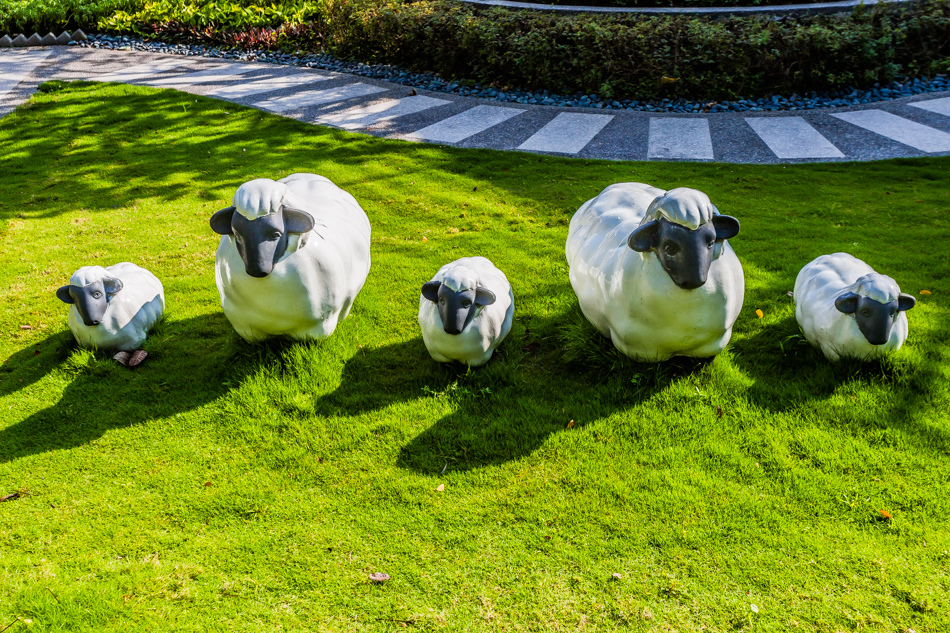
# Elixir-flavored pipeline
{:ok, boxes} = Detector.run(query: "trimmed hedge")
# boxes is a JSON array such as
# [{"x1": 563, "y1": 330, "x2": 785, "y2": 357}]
[
  {"x1": 112, "y1": 0, "x2": 950, "y2": 100},
  {"x1": 315, "y1": 0, "x2": 950, "y2": 99}
]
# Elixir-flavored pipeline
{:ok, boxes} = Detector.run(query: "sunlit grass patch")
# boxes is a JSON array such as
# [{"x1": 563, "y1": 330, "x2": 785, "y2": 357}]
[{"x1": 0, "y1": 80, "x2": 948, "y2": 632}]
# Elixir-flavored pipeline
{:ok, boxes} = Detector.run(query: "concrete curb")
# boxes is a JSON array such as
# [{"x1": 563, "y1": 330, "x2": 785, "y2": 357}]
[{"x1": 0, "y1": 30, "x2": 87, "y2": 48}]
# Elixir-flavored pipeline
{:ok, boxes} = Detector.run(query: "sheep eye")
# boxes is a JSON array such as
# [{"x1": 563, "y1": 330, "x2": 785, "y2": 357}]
[
  {"x1": 861, "y1": 309, "x2": 872, "y2": 317},
  {"x1": 462, "y1": 301, "x2": 472, "y2": 308},
  {"x1": 439, "y1": 298, "x2": 445, "y2": 305},
  {"x1": 92, "y1": 291, "x2": 102, "y2": 299},
  {"x1": 270, "y1": 231, "x2": 282, "y2": 240},
  {"x1": 664, "y1": 243, "x2": 679, "y2": 255}
]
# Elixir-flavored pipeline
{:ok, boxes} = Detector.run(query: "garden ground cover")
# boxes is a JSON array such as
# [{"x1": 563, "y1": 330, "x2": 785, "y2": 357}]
[{"x1": 0, "y1": 80, "x2": 948, "y2": 632}]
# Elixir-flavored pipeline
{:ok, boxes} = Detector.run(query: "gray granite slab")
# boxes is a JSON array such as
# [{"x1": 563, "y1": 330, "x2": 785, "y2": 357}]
[
  {"x1": 409, "y1": 105, "x2": 525, "y2": 143},
  {"x1": 314, "y1": 95, "x2": 451, "y2": 130},
  {"x1": 831, "y1": 109, "x2": 950, "y2": 153},
  {"x1": 745, "y1": 116, "x2": 844, "y2": 159},
  {"x1": 254, "y1": 83, "x2": 389, "y2": 114},
  {"x1": 518, "y1": 112, "x2": 613, "y2": 154},
  {"x1": 648, "y1": 117, "x2": 714, "y2": 160}
]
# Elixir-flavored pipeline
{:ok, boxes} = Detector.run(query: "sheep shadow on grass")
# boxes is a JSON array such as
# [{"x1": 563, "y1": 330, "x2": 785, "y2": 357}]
[
  {"x1": 396, "y1": 306, "x2": 713, "y2": 474},
  {"x1": 0, "y1": 330, "x2": 75, "y2": 401},
  {"x1": 0, "y1": 313, "x2": 256, "y2": 464},
  {"x1": 730, "y1": 312, "x2": 950, "y2": 456},
  {"x1": 311, "y1": 337, "x2": 465, "y2": 418}
]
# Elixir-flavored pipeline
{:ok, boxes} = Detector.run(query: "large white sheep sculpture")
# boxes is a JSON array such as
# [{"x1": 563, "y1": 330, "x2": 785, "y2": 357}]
[
  {"x1": 56, "y1": 263, "x2": 165, "y2": 351},
  {"x1": 418, "y1": 256, "x2": 514, "y2": 367},
  {"x1": 211, "y1": 173, "x2": 371, "y2": 342},
  {"x1": 794, "y1": 253, "x2": 916, "y2": 361},
  {"x1": 566, "y1": 183, "x2": 744, "y2": 361}
]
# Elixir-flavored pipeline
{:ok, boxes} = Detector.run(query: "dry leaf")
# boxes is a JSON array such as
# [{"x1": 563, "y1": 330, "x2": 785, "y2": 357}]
[
  {"x1": 204, "y1": 482, "x2": 213, "y2": 487},
  {"x1": 920, "y1": 290, "x2": 932, "y2": 295},
  {"x1": 19, "y1": 325, "x2": 32, "y2": 330},
  {"x1": 566, "y1": 420, "x2": 575, "y2": 429},
  {"x1": 0, "y1": 492, "x2": 21, "y2": 502},
  {"x1": 611, "y1": 573, "x2": 622, "y2": 581},
  {"x1": 128, "y1": 350, "x2": 148, "y2": 368},
  {"x1": 436, "y1": 484, "x2": 445, "y2": 492},
  {"x1": 880, "y1": 509, "x2": 892, "y2": 520},
  {"x1": 717, "y1": 405, "x2": 723, "y2": 419},
  {"x1": 755, "y1": 309, "x2": 764, "y2": 319},
  {"x1": 422, "y1": 236, "x2": 428, "y2": 242},
  {"x1": 660, "y1": 76, "x2": 680, "y2": 84},
  {"x1": 369, "y1": 572, "x2": 390, "y2": 583}
]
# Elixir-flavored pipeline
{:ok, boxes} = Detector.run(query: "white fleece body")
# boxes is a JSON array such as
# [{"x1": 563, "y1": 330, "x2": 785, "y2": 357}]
[
  {"x1": 566, "y1": 183, "x2": 744, "y2": 361},
  {"x1": 67, "y1": 263, "x2": 165, "y2": 351},
  {"x1": 418, "y1": 257, "x2": 515, "y2": 367},
  {"x1": 215, "y1": 173, "x2": 372, "y2": 342},
  {"x1": 794, "y1": 253, "x2": 909, "y2": 361}
]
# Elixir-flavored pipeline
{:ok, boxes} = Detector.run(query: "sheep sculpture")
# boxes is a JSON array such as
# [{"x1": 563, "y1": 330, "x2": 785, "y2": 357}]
[
  {"x1": 794, "y1": 253, "x2": 916, "y2": 361},
  {"x1": 418, "y1": 256, "x2": 514, "y2": 367},
  {"x1": 211, "y1": 173, "x2": 371, "y2": 342},
  {"x1": 566, "y1": 183, "x2": 744, "y2": 361},
  {"x1": 56, "y1": 263, "x2": 165, "y2": 355}
]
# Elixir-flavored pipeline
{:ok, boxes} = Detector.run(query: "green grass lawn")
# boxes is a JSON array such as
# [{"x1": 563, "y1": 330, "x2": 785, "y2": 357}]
[{"x1": 0, "y1": 80, "x2": 948, "y2": 632}]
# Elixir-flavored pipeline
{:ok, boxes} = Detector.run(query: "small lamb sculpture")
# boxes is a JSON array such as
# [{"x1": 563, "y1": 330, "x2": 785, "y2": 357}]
[
  {"x1": 211, "y1": 173, "x2": 371, "y2": 342},
  {"x1": 418, "y1": 256, "x2": 514, "y2": 367},
  {"x1": 56, "y1": 263, "x2": 165, "y2": 356},
  {"x1": 565, "y1": 183, "x2": 744, "y2": 361},
  {"x1": 794, "y1": 253, "x2": 916, "y2": 361}
]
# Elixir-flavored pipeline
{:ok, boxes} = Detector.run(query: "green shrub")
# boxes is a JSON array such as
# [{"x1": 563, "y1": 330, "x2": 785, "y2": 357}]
[
  {"x1": 102, "y1": 0, "x2": 322, "y2": 32},
  {"x1": 0, "y1": 0, "x2": 143, "y2": 33},
  {"x1": 109, "y1": 0, "x2": 950, "y2": 101},
  {"x1": 314, "y1": 0, "x2": 950, "y2": 99}
]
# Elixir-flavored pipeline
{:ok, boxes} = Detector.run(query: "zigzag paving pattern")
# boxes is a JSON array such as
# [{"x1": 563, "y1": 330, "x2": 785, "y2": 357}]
[{"x1": 3, "y1": 47, "x2": 950, "y2": 164}]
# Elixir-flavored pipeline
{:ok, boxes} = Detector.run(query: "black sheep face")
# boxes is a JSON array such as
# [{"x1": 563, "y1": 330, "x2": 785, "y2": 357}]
[
  {"x1": 56, "y1": 278, "x2": 124, "y2": 326},
  {"x1": 627, "y1": 215, "x2": 741, "y2": 290},
  {"x1": 422, "y1": 281, "x2": 496, "y2": 335},
  {"x1": 835, "y1": 292, "x2": 916, "y2": 345},
  {"x1": 210, "y1": 205, "x2": 315, "y2": 278}
]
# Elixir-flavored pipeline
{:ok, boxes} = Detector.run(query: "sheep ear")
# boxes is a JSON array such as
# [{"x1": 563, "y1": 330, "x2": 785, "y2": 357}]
[
  {"x1": 56, "y1": 285, "x2": 76, "y2": 304},
  {"x1": 210, "y1": 206, "x2": 236, "y2": 235},
  {"x1": 712, "y1": 215, "x2": 740, "y2": 240},
  {"x1": 474, "y1": 286, "x2": 496, "y2": 306},
  {"x1": 897, "y1": 293, "x2": 916, "y2": 312},
  {"x1": 282, "y1": 206, "x2": 315, "y2": 234},
  {"x1": 421, "y1": 281, "x2": 441, "y2": 303},
  {"x1": 103, "y1": 277, "x2": 123, "y2": 298},
  {"x1": 835, "y1": 292, "x2": 859, "y2": 314},
  {"x1": 627, "y1": 221, "x2": 660, "y2": 252}
]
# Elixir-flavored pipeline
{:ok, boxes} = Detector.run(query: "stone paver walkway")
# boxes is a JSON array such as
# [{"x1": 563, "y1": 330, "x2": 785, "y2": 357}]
[{"x1": 3, "y1": 46, "x2": 950, "y2": 164}]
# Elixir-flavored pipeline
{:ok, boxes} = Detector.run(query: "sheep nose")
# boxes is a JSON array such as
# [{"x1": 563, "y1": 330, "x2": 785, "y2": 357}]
[
  {"x1": 676, "y1": 278, "x2": 705, "y2": 290},
  {"x1": 444, "y1": 326, "x2": 462, "y2": 335}
]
